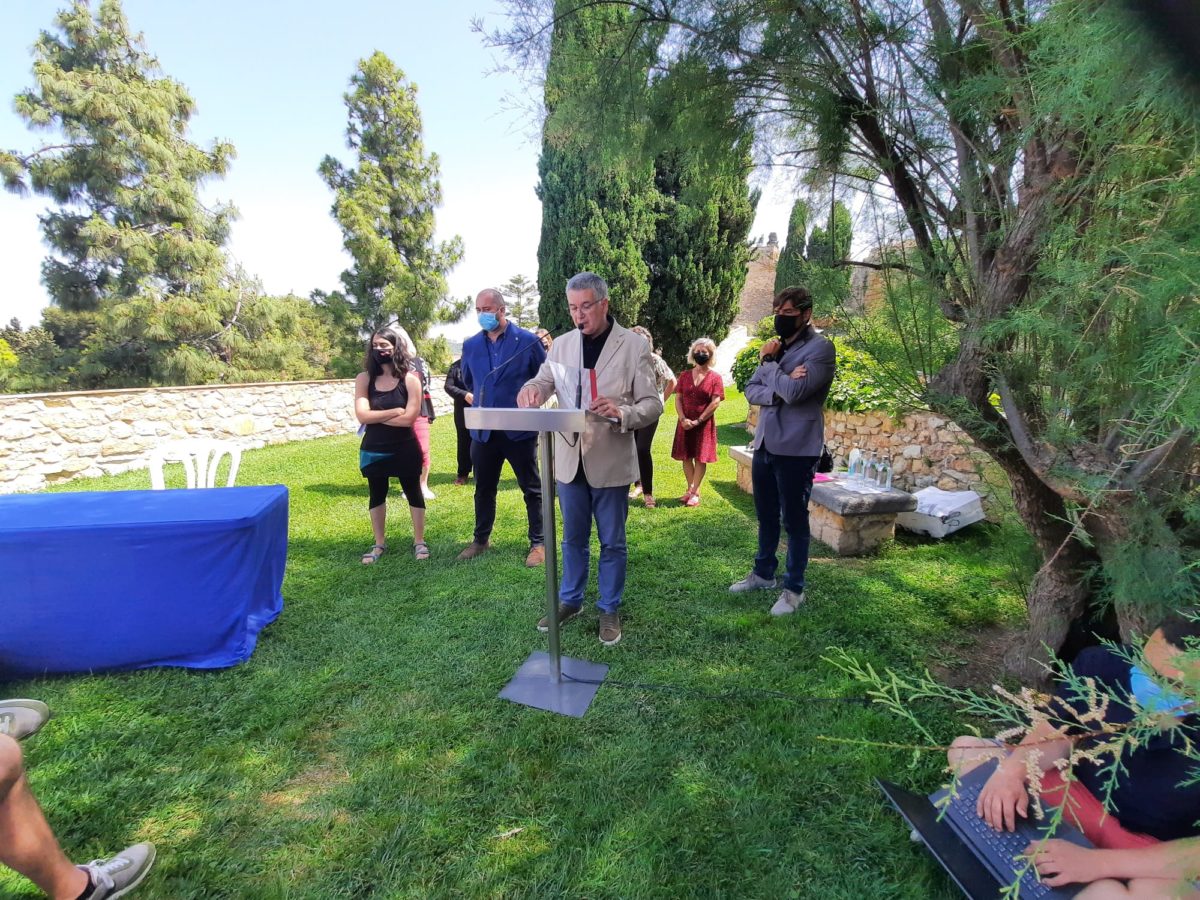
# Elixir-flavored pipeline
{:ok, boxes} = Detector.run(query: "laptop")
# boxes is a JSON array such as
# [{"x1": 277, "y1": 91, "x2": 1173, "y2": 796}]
[{"x1": 877, "y1": 758, "x2": 1093, "y2": 899}]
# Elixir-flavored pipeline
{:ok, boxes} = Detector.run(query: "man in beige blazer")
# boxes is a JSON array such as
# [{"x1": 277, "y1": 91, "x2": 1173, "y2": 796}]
[{"x1": 517, "y1": 272, "x2": 663, "y2": 646}]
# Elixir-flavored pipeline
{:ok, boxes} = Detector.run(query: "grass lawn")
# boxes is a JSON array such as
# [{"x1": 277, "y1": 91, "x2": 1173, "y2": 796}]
[{"x1": 2, "y1": 390, "x2": 1034, "y2": 898}]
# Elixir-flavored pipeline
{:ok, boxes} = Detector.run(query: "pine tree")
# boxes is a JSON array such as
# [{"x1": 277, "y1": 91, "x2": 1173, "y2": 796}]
[
  {"x1": 499, "y1": 274, "x2": 539, "y2": 328},
  {"x1": 319, "y1": 51, "x2": 462, "y2": 342},
  {"x1": 2, "y1": 1, "x2": 340, "y2": 389},
  {"x1": 2, "y1": 0, "x2": 235, "y2": 316}
]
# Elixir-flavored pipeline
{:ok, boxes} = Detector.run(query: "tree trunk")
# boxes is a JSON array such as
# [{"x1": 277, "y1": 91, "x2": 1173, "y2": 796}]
[{"x1": 930, "y1": 345, "x2": 1105, "y2": 685}]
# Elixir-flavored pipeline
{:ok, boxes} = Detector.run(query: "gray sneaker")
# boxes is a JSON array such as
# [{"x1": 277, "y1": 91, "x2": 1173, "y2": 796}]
[
  {"x1": 81, "y1": 842, "x2": 156, "y2": 898},
  {"x1": 0, "y1": 699, "x2": 50, "y2": 741},
  {"x1": 729, "y1": 571, "x2": 778, "y2": 593},
  {"x1": 770, "y1": 589, "x2": 806, "y2": 616}
]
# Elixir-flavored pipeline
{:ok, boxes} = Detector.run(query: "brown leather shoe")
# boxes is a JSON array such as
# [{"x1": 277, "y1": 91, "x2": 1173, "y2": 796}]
[
  {"x1": 453, "y1": 476, "x2": 469, "y2": 486},
  {"x1": 537, "y1": 603, "x2": 581, "y2": 632},
  {"x1": 598, "y1": 611, "x2": 622, "y2": 646},
  {"x1": 457, "y1": 541, "x2": 490, "y2": 561},
  {"x1": 525, "y1": 545, "x2": 545, "y2": 567}
]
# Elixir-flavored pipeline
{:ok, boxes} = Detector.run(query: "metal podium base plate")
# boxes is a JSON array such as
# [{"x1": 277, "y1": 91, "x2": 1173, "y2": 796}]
[{"x1": 499, "y1": 651, "x2": 609, "y2": 717}]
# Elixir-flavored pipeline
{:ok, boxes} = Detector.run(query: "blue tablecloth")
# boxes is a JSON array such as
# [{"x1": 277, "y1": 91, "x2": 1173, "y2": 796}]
[{"x1": 0, "y1": 485, "x2": 288, "y2": 678}]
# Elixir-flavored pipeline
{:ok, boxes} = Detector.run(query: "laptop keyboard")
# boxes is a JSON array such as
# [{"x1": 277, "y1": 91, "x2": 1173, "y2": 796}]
[{"x1": 943, "y1": 774, "x2": 1055, "y2": 899}]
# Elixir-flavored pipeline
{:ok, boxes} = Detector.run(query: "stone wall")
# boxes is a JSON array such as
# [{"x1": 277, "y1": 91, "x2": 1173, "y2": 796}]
[
  {"x1": 0, "y1": 379, "x2": 454, "y2": 494},
  {"x1": 746, "y1": 405, "x2": 992, "y2": 497}
]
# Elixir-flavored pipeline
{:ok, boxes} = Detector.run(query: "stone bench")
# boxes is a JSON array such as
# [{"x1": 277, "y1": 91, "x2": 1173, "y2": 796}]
[{"x1": 729, "y1": 445, "x2": 916, "y2": 555}]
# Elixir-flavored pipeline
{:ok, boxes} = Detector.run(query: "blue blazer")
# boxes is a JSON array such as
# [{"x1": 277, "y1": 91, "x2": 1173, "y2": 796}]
[{"x1": 460, "y1": 323, "x2": 547, "y2": 442}]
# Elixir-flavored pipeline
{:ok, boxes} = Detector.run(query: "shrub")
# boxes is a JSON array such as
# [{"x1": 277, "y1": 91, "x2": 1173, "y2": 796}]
[
  {"x1": 732, "y1": 338, "x2": 764, "y2": 392},
  {"x1": 732, "y1": 323, "x2": 904, "y2": 415}
]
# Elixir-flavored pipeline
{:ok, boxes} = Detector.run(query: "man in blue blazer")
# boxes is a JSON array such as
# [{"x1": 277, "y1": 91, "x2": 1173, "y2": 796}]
[
  {"x1": 731, "y1": 285, "x2": 836, "y2": 615},
  {"x1": 458, "y1": 288, "x2": 548, "y2": 566}
]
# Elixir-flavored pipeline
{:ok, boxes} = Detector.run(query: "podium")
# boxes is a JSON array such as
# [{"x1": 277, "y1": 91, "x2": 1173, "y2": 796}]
[{"x1": 464, "y1": 406, "x2": 609, "y2": 717}]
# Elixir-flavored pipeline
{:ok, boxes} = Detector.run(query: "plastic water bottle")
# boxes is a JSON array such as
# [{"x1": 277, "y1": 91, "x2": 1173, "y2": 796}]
[
  {"x1": 847, "y1": 448, "x2": 863, "y2": 482},
  {"x1": 878, "y1": 457, "x2": 893, "y2": 490},
  {"x1": 864, "y1": 453, "x2": 879, "y2": 488}
]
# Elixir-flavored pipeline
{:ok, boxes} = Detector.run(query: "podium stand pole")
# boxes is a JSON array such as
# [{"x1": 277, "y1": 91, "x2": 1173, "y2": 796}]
[
  {"x1": 539, "y1": 430, "x2": 561, "y2": 680},
  {"x1": 465, "y1": 406, "x2": 607, "y2": 717}
]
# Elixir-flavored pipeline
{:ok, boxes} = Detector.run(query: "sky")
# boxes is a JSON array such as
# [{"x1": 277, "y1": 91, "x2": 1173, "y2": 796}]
[{"x1": 0, "y1": 0, "x2": 796, "y2": 343}]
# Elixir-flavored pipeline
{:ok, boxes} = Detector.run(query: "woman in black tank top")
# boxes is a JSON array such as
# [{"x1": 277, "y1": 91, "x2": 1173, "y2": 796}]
[{"x1": 353, "y1": 327, "x2": 428, "y2": 564}]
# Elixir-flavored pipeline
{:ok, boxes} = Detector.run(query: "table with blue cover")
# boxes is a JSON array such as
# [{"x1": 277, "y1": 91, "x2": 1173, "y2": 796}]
[{"x1": 0, "y1": 485, "x2": 288, "y2": 678}]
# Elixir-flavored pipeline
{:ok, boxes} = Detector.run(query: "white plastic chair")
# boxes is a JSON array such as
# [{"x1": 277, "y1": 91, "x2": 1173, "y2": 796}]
[{"x1": 148, "y1": 439, "x2": 242, "y2": 490}]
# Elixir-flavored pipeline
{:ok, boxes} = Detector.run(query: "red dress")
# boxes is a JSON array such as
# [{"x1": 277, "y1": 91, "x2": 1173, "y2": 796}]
[{"x1": 671, "y1": 368, "x2": 724, "y2": 463}]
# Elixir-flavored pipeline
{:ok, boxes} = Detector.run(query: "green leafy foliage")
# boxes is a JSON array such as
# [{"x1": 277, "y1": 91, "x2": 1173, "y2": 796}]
[
  {"x1": 319, "y1": 51, "x2": 463, "y2": 340},
  {"x1": 731, "y1": 339, "x2": 764, "y2": 394},
  {"x1": 733, "y1": 329, "x2": 903, "y2": 415}
]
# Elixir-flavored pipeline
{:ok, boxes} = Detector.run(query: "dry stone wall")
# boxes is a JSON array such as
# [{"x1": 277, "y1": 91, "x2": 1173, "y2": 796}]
[
  {"x1": 745, "y1": 405, "x2": 993, "y2": 497},
  {"x1": 0, "y1": 379, "x2": 453, "y2": 494}
]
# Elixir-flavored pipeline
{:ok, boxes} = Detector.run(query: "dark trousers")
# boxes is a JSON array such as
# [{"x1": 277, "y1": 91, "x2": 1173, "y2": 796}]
[
  {"x1": 453, "y1": 402, "x2": 472, "y2": 478},
  {"x1": 470, "y1": 433, "x2": 543, "y2": 547},
  {"x1": 632, "y1": 418, "x2": 660, "y2": 496},
  {"x1": 751, "y1": 449, "x2": 818, "y2": 593}
]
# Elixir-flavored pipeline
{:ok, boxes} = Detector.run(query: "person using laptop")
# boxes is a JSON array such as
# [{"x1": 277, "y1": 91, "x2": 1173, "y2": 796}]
[{"x1": 947, "y1": 612, "x2": 1200, "y2": 897}]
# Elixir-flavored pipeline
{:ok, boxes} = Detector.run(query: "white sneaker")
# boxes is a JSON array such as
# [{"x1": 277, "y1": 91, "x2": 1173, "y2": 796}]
[
  {"x1": 422, "y1": 487, "x2": 436, "y2": 500},
  {"x1": 0, "y1": 699, "x2": 50, "y2": 741},
  {"x1": 770, "y1": 589, "x2": 806, "y2": 616},
  {"x1": 729, "y1": 571, "x2": 778, "y2": 593},
  {"x1": 81, "y1": 842, "x2": 156, "y2": 898}
]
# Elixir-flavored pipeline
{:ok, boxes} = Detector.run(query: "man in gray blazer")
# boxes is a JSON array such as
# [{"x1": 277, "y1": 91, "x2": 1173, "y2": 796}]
[
  {"x1": 731, "y1": 285, "x2": 836, "y2": 614},
  {"x1": 517, "y1": 272, "x2": 663, "y2": 646}
]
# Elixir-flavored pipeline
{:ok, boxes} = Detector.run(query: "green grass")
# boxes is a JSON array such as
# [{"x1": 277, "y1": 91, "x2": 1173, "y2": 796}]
[{"x1": 4, "y1": 391, "x2": 1033, "y2": 898}]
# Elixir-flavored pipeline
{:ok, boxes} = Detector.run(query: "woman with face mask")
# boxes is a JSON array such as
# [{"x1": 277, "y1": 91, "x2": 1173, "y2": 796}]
[
  {"x1": 670, "y1": 337, "x2": 724, "y2": 507},
  {"x1": 353, "y1": 328, "x2": 428, "y2": 564}
]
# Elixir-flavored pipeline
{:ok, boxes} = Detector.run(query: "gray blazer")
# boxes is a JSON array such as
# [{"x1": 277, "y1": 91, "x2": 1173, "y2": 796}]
[
  {"x1": 744, "y1": 327, "x2": 836, "y2": 457},
  {"x1": 523, "y1": 320, "x2": 663, "y2": 487}
]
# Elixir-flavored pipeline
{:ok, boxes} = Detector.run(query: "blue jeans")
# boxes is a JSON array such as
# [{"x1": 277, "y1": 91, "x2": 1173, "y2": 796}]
[
  {"x1": 557, "y1": 473, "x2": 628, "y2": 613},
  {"x1": 751, "y1": 449, "x2": 818, "y2": 593}
]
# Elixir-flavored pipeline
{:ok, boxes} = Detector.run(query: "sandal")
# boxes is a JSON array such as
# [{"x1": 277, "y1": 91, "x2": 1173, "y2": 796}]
[
  {"x1": 685, "y1": 493, "x2": 701, "y2": 507},
  {"x1": 643, "y1": 495, "x2": 656, "y2": 508},
  {"x1": 414, "y1": 542, "x2": 430, "y2": 560},
  {"x1": 678, "y1": 491, "x2": 694, "y2": 503},
  {"x1": 361, "y1": 544, "x2": 385, "y2": 565}
]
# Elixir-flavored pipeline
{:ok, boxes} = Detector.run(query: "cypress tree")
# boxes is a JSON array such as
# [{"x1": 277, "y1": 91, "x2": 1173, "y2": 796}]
[
  {"x1": 535, "y1": 0, "x2": 656, "y2": 333},
  {"x1": 773, "y1": 199, "x2": 810, "y2": 295}
]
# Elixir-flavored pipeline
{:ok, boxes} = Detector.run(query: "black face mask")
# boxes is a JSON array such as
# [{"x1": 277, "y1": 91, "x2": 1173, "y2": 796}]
[
  {"x1": 693, "y1": 352, "x2": 711, "y2": 365},
  {"x1": 373, "y1": 349, "x2": 393, "y2": 366},
  {"x1": 774, "y1": 314, "x2": 804, "y2": 340}
]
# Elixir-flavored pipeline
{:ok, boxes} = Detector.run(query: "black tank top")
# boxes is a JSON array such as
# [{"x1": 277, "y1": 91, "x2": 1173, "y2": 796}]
[{"x1": 362, "y1": 375, "x2": 416, "y2": 450}]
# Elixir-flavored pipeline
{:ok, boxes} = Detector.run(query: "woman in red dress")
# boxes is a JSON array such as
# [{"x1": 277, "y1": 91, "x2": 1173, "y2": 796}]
[{"x1": 671, "y1": 337, "x2": 724, "y2": 506}]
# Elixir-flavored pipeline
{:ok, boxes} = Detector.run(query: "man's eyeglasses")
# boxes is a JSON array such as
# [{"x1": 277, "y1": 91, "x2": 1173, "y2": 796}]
[{"x1": 568, "y1": 298, "x2": 604, "y2": 316}]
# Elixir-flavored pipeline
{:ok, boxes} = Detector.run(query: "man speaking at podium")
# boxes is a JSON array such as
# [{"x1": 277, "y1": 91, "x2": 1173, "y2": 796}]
[{"x1": 517, "y1": 272, "x2": 663, "y2": 646}]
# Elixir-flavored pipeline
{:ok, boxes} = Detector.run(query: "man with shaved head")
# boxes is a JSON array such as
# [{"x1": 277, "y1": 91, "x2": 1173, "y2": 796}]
[{"x1": 458, "y1": 288, "x2": 549, "y2": 566}]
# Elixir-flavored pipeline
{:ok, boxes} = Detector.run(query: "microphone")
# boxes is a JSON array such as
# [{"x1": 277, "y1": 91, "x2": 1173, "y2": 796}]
[{"x1": 477, "y1": 329, "x2": 551, "y2": 410}]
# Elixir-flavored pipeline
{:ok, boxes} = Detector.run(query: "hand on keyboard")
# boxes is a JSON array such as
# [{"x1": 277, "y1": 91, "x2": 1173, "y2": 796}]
[
  {"x1": 1024, "y1": 838, "x2": 1095, "y2": 887},
  {"x1": 977, "y1": 761, "x2": 1029, "y2": 832}
]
